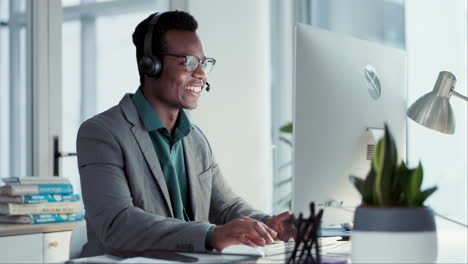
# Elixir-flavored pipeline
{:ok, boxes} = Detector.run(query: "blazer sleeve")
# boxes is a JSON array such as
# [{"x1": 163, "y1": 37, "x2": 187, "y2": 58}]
[{"x1": 77, "y1": 118, "x2": 214, "y2": 254}]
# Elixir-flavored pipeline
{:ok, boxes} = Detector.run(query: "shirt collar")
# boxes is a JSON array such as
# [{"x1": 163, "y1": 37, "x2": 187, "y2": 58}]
[{"x1": 132, "y1": 88, "x2": 193, "y2": 136}]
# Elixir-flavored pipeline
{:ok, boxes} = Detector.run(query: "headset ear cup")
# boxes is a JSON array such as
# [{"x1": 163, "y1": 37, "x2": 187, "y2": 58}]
[
  {"x1": 139, "y1": 56, "x2": 162, "y2": 77},
  {"x1": 148, "y1": 55, "x2": 162, "y2": 77},
  {"x1": 139, "y1": 56, "x2": 155, "y2": 76}
]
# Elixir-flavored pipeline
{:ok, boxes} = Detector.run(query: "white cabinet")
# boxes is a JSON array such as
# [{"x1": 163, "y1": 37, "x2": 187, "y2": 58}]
[
  {"x1": 0, "y1": 222, "x2": 80, "y2": 264},
  {"x1": 0, "y1": 231, "x2": 71, "y2": 263},
  {"x1": 0, "y1": 233, "x2": 44, "y2": 263},
  {"x1": 44, "y1": 231, "x2": 72, "y2": 263}
]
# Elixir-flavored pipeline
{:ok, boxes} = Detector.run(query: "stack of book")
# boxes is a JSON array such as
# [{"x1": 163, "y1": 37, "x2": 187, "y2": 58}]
[{"x1": 0, "y1": 177, "x2": 84, "y2": 224}]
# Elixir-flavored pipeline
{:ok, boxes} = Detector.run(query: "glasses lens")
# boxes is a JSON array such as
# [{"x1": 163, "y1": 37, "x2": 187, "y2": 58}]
[
  {"x1": 186, "y1": 56, "x2": 199, "y2": 72},
  {"x1": 202, "y1": 58, "x2": 216, "y2": 74}
]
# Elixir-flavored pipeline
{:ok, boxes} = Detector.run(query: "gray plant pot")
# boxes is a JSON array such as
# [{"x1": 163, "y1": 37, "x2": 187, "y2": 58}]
[{"x1": 352, "y1": 206, "x2": 437, "y2": 263}]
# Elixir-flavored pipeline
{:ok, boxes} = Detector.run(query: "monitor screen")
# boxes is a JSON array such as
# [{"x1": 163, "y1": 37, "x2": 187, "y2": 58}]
[{"x1": 292, "y1": 23, "x2": 407, "y2": 226}]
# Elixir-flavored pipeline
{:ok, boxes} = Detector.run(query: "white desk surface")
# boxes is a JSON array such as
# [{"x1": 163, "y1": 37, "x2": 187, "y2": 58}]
[
  {"x1": 67, "y1": 220, "x2": 467, "y2": 264},
  {"x1": 0, "y1": 221, "x2": 82, "y2": 237},
  {"x1": 67, "y1": 253, "x2": 259, "y2": 264},
  {"x1": 67, "y1": 239, "x2": 350, "y2": 264}
]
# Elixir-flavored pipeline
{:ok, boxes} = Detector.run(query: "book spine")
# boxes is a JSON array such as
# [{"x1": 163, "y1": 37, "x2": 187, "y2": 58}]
[
  {"x1": 0, "y1": 196, "x2": 23, "y2": 203},
  {"x1": 32, "y1": 213, "x2": 84, "y2": 224},
  {"x1": 0, "y1": 185, "x2": 38, "y2": 196},
  {"x1": 0, "y1": 215, "x2": 33, "y2": 224},
  {"x1": 24, "y1": 194, "x2": 80, "y2": 204},
  {"x1": 1, "y1": 177, "x2": 70, "y2": 185},
  {"x1": 0, "y1": 194, "x2": 80, "y2": 204},
  {"x1": 37, "y1": 184, "x2": 73, "y2": 195},
  {"x1": 0, "y1": 201, "x2": 81, "y2": 215},
  {"x1": 0, "y1": 213, "x2": 84, "y2": 224},
  {"x1": 0, "y1": 184, "x2": 73, "y2": 196},
  {"x1": 1, "y1": 178, "x2": 20, "y2": 184}
]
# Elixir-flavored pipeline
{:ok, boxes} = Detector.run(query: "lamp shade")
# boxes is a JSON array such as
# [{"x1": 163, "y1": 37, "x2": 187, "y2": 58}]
[{"x1": 407, "y1": 71, "x2": 456, "y2": 134}]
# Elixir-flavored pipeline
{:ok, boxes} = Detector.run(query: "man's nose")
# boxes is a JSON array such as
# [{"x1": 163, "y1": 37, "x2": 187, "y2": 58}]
[{"x1": 192, "y1": 64, "x2": 207, "y2": 80}]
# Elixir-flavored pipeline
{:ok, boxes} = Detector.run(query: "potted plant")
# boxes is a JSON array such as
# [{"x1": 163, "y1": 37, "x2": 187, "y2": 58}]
[{"x1": 349, "y1": 124, "x2": 438, "y2": 263}]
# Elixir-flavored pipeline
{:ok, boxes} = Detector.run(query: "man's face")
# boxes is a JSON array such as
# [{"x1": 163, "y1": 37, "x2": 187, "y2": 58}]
[{"x1": 152, "y1": 30, "x2": 207, "y2": 110}]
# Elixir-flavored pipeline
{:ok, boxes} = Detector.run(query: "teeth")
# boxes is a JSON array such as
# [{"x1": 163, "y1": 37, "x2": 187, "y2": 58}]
[{"x1": 185, "y1": 86, "x2": 202, "y2": 92}]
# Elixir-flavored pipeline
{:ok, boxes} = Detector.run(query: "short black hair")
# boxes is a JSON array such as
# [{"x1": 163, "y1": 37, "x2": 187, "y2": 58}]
[{"x1": 132, "y1": 10, "x2": 198, "y2": 85}]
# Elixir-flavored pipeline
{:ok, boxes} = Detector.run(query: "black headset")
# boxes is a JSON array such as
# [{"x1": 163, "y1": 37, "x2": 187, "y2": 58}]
[{"x1": 138, "y1": 13, "x2": 163, "y2": 77}]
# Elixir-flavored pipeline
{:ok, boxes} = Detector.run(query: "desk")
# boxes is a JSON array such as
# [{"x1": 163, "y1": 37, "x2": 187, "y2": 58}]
[
  {"x1": 67, "y1": 239, "x2": 350, "y2": 264},
  {"x1": 67, "y1": 225, "x2": 467, "y2": 264}
]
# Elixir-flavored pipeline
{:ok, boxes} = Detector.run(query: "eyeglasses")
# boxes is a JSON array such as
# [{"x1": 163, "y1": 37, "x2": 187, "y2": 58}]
[{"x1": 159, "y1": 52, "x2": 216, "y2": 74}]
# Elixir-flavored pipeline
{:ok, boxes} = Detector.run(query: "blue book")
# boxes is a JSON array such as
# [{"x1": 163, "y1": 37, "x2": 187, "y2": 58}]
[
  {"x1": 0, "y1": 194, "x2": 80, "y2": 204},
  {"x1": 0, "y1": 184, "x2": 73, "y2": 196},
  {"x1": 0, "y1": 213, "x2": 84, "y2": 224}
]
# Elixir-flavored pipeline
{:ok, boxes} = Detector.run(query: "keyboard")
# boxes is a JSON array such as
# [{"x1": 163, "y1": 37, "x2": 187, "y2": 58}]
[
  {"x1": 221, "y1": 241, "x2": 298, "y2": 257},
  {"x1": 255, "y1": 240, "x2": 298, "y2": 256},
  {"x1": 256, "y1": 237, "x2": 345, "y2": 257},
  {"x1": 221, "y1": 238, "x2": 344, "y2": 257}
]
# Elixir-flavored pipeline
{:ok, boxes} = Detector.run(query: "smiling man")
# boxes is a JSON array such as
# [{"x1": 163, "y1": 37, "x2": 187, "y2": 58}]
[{"x1": 76, "y1": 11, "x2": 293, "y2": 258}]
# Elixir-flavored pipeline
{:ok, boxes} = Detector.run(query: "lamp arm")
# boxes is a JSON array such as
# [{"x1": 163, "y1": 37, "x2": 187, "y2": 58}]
[{"x1": 451, "y1": 90, "x2": 468, "y2": 101}]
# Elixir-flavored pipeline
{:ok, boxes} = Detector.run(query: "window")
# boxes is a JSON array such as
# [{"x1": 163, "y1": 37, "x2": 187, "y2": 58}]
[
  {"x1": 0, "y1": 0, "x2": 32, "y2": 178},
  {"x1": 61, "y1": 0, "x2": 169, "y2": 195}
]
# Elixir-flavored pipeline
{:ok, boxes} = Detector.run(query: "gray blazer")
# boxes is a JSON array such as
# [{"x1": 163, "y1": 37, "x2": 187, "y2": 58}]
[{"x1": 77, "y1": 94, "x2": 270, "y2": 257}]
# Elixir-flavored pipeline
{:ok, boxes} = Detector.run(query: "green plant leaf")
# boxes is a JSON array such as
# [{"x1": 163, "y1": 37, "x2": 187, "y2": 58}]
[
  {"x1": 417, "y1": 186, "x2": 438, "y2": 205},
  {"x1": 280, "y1": 122, "x2": 293, "y2": 133},
  {"x1": 350, "y1": 124, "x2": 437, "y2": 208},
  {"x1": 372, "y1": 137, "x2": 384, "y2": 173},
  {"x1": 349, "y1": 175, "x2": 365, "y2": 197},
  {"x1": 406, "y1": 162, "x2": 424, "y2": 207},
  {"x1": 392, "y1": 162, "x2": 408, "y2": 205},
  {"x1": 372, "y1": 137, "x2": 385, "y2": 204},
  {"x1": 363, "y1": 167, "x2": 376, "y2": 205},
  {"x1": 400, "y1": 166, "x2": 414, "y2": 206},
  {"x1": 372, "y1": 124, "x2": 397, "y2": 206}
]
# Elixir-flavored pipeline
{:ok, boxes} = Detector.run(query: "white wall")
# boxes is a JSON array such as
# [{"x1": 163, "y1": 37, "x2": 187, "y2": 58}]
[
  {"x1": 406, "y1": 0, "x2": 467, "y2": 229},
  {"x1": 184, "y1": 0, "x2": 273, "y2": 213}
]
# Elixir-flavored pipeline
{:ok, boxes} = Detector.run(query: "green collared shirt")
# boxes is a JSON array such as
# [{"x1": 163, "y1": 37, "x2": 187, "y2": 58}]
[{"x1": 132, "y1": 88, "x2": 192, "y2": 221}]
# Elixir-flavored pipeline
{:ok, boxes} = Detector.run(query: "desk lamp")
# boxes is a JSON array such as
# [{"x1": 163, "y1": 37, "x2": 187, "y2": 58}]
[{"x1": 407, "y1": 71, "x2": 468, "y2": 134}]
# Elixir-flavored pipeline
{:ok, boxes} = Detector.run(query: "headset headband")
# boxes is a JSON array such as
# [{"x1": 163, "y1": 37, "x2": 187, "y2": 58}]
[{"x1": 143, "y1": 13, "x2": 162, "y2": 58}]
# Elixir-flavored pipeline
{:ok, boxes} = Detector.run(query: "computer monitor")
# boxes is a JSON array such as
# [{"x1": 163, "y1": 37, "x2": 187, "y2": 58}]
[{"x1": 292, "y1": 23, "x2": 407, "y2": 226}]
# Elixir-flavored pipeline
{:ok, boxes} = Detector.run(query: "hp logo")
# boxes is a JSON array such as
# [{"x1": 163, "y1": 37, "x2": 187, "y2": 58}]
[{"x1": 364, "y1": 65, "x2": 381, "y2": 100}]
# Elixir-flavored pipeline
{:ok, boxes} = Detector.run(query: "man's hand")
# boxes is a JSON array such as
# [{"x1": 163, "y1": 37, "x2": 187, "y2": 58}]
[
  {"x1": 266, "y1": 211, "x2": 295, "y2": 242},
  {"x1": 211, "y1": 216, "x2": 278, "y2": 251}
]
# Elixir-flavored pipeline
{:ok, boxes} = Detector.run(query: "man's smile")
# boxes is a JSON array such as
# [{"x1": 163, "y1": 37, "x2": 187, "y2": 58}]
[{"x1": 184, "y1": 85, "x2": 202, "y2": 94}]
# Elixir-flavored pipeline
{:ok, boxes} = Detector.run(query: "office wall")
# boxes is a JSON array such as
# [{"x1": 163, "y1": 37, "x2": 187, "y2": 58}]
[
  {"x1": 183, "y1": 0, "x2": 273, "y2": 213},
  {"x1": 406, "y1": 0, "x2": 467, "y2": 228}
]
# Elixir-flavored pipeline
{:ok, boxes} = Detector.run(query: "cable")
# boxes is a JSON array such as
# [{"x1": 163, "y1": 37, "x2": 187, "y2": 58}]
[{"x1": 434, "y1": 212, "x2": 468, "y2": 228}]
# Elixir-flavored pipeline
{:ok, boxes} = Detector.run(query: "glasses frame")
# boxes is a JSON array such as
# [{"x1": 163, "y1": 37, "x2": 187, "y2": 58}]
[{"x1": 159, "y1": 52, "x2": 216, "y2": 74}]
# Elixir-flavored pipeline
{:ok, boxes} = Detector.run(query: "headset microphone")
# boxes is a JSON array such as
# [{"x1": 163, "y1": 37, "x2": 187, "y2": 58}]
[{"x1": 205, "y1": 82, "x2": 211, "y2": 92}]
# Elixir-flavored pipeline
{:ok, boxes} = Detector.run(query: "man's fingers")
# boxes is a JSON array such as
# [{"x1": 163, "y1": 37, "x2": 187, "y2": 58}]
[
  {"x1": 252, "y1": 222, "x2": 276, "y2": 244},
  {"x1": 260, "y1": 222, "x2": 278, "y2": 239},
  {"x1": 276, "y1": 211, "x2": 292, "y2": 220},
  {"x1": 241, "y1": 225, "x2": 270, "y2": 246},
  {"x1": 238, "y1": 235, "x2": 256, "y2": 247},
  {"x1": 244, "y1": 230, "x2": 266, "y2": 246}
]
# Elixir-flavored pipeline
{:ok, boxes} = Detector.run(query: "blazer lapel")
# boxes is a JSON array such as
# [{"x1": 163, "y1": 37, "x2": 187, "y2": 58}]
[
  {"x1": 119, "y1": 94, "x2": 174, "y2": 217},
  {"x1": 182, "y1": 134, "x2": 201, "y2": 220}
]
